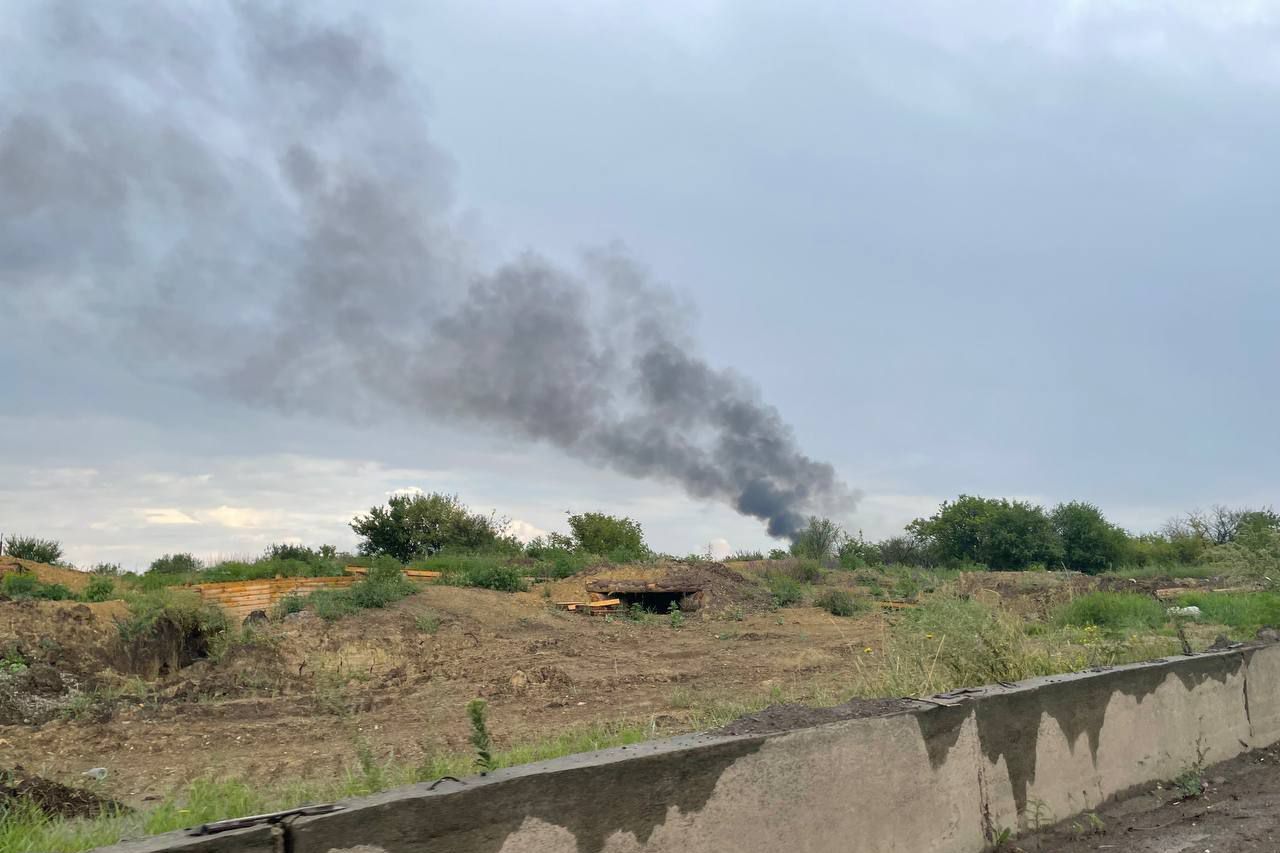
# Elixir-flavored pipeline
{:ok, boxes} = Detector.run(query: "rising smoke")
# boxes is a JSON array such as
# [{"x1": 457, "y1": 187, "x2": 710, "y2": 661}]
[{"x1": 0, "y1": 1, "x2": 856, "y2": 539}]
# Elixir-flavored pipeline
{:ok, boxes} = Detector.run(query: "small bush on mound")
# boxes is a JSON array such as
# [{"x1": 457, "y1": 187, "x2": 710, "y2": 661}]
[
  {"x1": 815, "y1": 589, "x2": 862, "y2": 617},
  {"x1": 0, "y1": 573, "x2": 75, "y2": 601},
  {"x1": 301, "y1": 558, "x2": 417, "y2": 621},
  {"x1": 765, "y1": 574, "x2": 804, "y2": 608},
  {"x1": 1055, "y1": 592, "x2": 1167, "y2": 632},
  {"x1": 274, "y1": 595, "x2": 306, "y2": 618},
  {"x1": 83, "y1": 576, "x2": 116, "y2": 603},
  {"x1": 2, "y1": 535, "x2": 64, "y2": 565},
  {"x1": 439, "y1": 562, "x2": 526, "y2": 593}
]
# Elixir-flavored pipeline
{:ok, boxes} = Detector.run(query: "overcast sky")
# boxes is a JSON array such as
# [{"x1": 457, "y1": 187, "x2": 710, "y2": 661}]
[{"x1": 3, "y1": 1, "x2": 1279, "y2": 570}]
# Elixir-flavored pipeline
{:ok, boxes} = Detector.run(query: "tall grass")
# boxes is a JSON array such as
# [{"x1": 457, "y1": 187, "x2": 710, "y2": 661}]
[
  {"x1": 1099, "y1": 564, "x2": 1219, "y2": 580},
  {"x1": 1176, "y1": 592, "x2": 1280, "y2": 634},
  {"x1": 1054, "y1": 592, "x2": 1168, "y2": 632}
]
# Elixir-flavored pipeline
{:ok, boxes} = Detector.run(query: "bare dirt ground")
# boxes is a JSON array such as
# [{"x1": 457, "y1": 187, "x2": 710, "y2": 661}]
[
  {"x1": 1017, "y1": 745, "x2": 1280, "y2": 853},
  {"x1": 0, "y1": 583, "x2": 891, "y2": 805}
]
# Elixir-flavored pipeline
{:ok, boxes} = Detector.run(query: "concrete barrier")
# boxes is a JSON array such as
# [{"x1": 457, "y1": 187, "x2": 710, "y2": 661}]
[{"x1": 97, "y1": 643, "x2": 1280, "y2": 853}]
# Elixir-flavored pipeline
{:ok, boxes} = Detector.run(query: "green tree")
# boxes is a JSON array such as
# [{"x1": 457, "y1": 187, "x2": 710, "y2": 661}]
[
  {"x1": 908, "y1": 496, "x2": 1062, "y2": 570},
  {"x1": 351, "y1": 492, "x2": 512, "y2": 562},
  {"x1": 1050, "y1": 501, "x2": 1128, "y2": 574},
  {"x1": 566, "y1": 512, "x2": 647, "y2": 560},
  {"x1": 790, "y1": 517, "x2": 846, "y2": 562},
  {"x1": 3, "y1": 535, "x2": 63, "y2": 565}
]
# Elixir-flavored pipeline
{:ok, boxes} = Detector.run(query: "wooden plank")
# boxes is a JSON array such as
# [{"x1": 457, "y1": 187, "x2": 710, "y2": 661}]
[{"x1": 587, "y1": 599, "x2": 621, "y2": 607}]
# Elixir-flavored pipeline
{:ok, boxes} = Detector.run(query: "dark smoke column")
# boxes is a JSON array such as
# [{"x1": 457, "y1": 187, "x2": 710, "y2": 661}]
[{"x1": 0, "y1": 2, "x2": 858, "y2": 540}]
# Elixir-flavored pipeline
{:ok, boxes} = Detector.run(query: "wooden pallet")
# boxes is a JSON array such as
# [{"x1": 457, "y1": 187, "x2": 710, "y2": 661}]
[
  {"x1": 555, "y1": 598, "x2": 621, "y2": 615},
  {"x1": 344, "y1": 566, "x2": 442, "y2": 579}
]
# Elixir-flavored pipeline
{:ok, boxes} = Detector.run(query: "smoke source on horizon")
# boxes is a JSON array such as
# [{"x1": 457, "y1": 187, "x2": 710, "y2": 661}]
[{"x1": 0, "y1": 1, "x2": 857, "y2": 540}]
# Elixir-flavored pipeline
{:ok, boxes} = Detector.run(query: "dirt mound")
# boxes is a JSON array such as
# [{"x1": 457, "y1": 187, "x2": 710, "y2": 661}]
[
  {"x1": 0, "y1": 557, "x2": 93, "y2": 594},
  {"x1": 712, "y1": 697, "x2": 920, "y2": 737},
  {"x1": 0, "y1": 767, "x2": 128, "y2": 818},
  {"x1": 548, "y1": 560, "x2": 772, "y2": 616}
]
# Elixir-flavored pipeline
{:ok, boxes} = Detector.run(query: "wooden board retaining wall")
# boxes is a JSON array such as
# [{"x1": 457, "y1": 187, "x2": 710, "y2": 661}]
[{"x1": 193, "y1": 576, "x2": 358, "y2": 621}]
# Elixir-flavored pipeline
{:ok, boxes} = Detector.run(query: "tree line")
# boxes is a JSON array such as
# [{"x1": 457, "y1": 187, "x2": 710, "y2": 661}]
[{"x1": 788, "y1": 497, "x2": 1280, "y2": 574}]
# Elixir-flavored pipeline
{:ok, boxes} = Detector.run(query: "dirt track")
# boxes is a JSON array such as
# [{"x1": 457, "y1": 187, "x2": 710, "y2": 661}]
[
  {"x1": 1019, "y1": 745, "x2": 1280, "y2": 853},
  {"x1": 0, "y1": 584, "x2": 889, "y2": 803}
]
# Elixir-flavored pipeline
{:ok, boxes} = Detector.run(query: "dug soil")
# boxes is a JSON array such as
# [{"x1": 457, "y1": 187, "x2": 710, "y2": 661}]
[
  {"x1": 1, "y1": 766, "x2": 127, "y2": 819},
  {"x1": 0, "y1": 582, "x2": 892, "y2": 805},
  {"x1": 1016, "y1": 744, "x2": 1280, "y2": 852}
]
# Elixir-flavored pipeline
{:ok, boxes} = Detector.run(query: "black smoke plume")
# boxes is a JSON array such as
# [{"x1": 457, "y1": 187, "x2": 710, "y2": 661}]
[{"x1": 0, "y1": 1, "x2": 856, "y2": 539}]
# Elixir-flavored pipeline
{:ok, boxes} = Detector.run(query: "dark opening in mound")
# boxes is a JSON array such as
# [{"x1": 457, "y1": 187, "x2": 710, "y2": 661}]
[
  {"x1": 114, "y1": 616, "x2": 215, "y2": 679},
  {"x1": 614, "y1": 590, "x2": 690, "y2": 613}
]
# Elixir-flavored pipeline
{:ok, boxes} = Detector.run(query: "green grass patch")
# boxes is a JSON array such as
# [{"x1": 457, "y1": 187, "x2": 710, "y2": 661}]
[
  {"x1": 0, "y1": 573, "x2": 75, "y2": 601},
  {"x1": 1054, "y1": 592, "x2": 1168, "y2": 632},
  {"x1": 1176, "y1": 592, "x2": 1280, "y2": 634},
  {"x1": 0, "y1": 721, "x2": 653, "y2": 853},
  {"x1": 299, "y1": 560, "x2": 417, "y2": 621},
  {"x1": 764, "y1": 573, "x2": 805, "y2": 607}
]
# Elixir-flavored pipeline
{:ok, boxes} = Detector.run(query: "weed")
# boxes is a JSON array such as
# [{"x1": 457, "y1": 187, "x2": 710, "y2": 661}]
[
  {"x1": 815, "y1": 589, "x2": 863, "y2": 617},
  {"x1": 669, "y1": 687, "x2": 694, "y2": 709},
  {"x1": 1, "y1": 573, "x2": 74, "y2": 601},
  {"x1": 467, "y1": 699, "x2": 496, "y2": 773},
  {"x1": 415, "y1": 612, "x2": 441, "y2": 634},
  {"x1": 82, "y1": 576, "x2": 115, "y2": 603},
  {"x1": 765, "y1": 574, "x2": 804, "y2": 607},
  {"x1": 273, "y1": 594, "x2": 306, "y2": 619},
  {"x1": 1176, "y1": 592, "x2": 1280, "y2": 634},
  {"x1": 668, "y1": 603, "x2": 684, "y2": 629}
]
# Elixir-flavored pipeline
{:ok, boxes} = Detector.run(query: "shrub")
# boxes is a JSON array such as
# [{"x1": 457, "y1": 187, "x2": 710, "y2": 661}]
[
  {"x1": 83, "y1": 576, "x2": 116, "y2": 602},
  {"x1": 433, "y1": 557, "x2": 527, "y2": 592},
  {"x1": 815, "y1": 589, "x2": 862, "y2": 617},
  {"x1": 877, "y1": 536, "x2": 933, "y2": 567},
  {"x1": 1055, "y1": 592, "x2": 1167, "y2": 632},
  {"x1": 351, "y1": 492, "x2": 515, "y2": 562},
  {"x1": 730, "y1": 550, "x2": 765, "y2": 561},
  {"x1": 116, "y1": 589, "x2": 230, "y2": 654},
  {"x1": 3, "y1": 536, "x2": 63, "y2": 564},
  {"x1": 772, "y1": 559, "x2": 822, "y2": 584},
  {"x1": 149, "y1": 553, "x2": 202, "y2": 575},
  {"x1": 0, "y1": 573, "x2": 74, "y2": 600},
  {"x1": 908, "y1": 495, "x2": 1063, "y2": 570},
  {"x1": 766, "y1": 574, "x2": 804, "y2": 607},
  {"x1": 274, "y1": 594, "x2": 306, "y2": 618},
  {"x1": 566, "y1": 512, "x2": 647, "y2": 561},
  {"x1": 90, "y1": 562, "x2": 122, "y2": 576},
  {"x1": 767, "y1": 548, "x2": 790, "y2": 560}
]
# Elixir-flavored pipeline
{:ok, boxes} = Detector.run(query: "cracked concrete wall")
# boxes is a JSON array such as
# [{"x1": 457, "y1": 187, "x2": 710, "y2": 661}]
[{"x1": 97, "y1": 644, "x2": 1280, "y2": 853}]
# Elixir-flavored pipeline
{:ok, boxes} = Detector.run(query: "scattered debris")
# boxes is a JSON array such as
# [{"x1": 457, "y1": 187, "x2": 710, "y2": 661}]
[{"x1": 0, "y1": 767, "x2": 128, "y2": 819}]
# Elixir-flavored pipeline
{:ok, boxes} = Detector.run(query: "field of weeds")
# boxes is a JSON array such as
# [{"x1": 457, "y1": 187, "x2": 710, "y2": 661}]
[{"x1": 0, "y1": 557, "x2": 1274, "y2": 852}]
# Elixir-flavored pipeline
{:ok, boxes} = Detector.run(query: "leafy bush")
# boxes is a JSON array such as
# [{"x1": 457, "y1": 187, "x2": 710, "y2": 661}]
[
  {"x1": 815, "y1": 589, "x2": 862, "y2": 617},
  {"x1": 440, "y1": 562, "x2": 526, "y2": 592},
  {"x1": 0, "y1": 572, "x2": 75, "y2": 600},
  {"x1": 3, "y1": 536, "x2": 63, "y2": 564},
  {"x1": 767, "y1": 548, "x2": 790, "y2": 560},
  {"x1": 765, "y1": 574, "x2": 804, "y2": 607},
  {"x1": 83, "y1": 576, "x2": 116, "y2": 602},
  {"x1": 302, "y1": 558, "x2": 417, "y2": 621},
  {"x1": 351, "y1": 492, "x2": 515, "y2": 562},
  {"x1": 116, "y1": 589, "x2": 230, "y2": 655},
  {"x1": 730, "y1": 550, "x2": 765, "y2": 561},
  {"x1": 566, "y1": 512, "x2": 647, "y2": 561},
  {"x1": 1055, "y1": 592, "x2": 1167, "y2": 632},
  {"x1": 772, "y1": 559, "x2": 822, "y2": 584},
  {"x1": 877, "y1": 536, "x2": 933, "y2": 567},
  {"x1": 90, "y1": 562, "x2": 122, "y2": 576},
  {"x1": 790, "y1": 517, "x2": 845, "y2": 562},
  {"x1": 908, "y1": 495, "x2": 1063, "y2": 570},
  {"x1": 149, "y1": 553, "x2": 202, "y2": 575}
]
